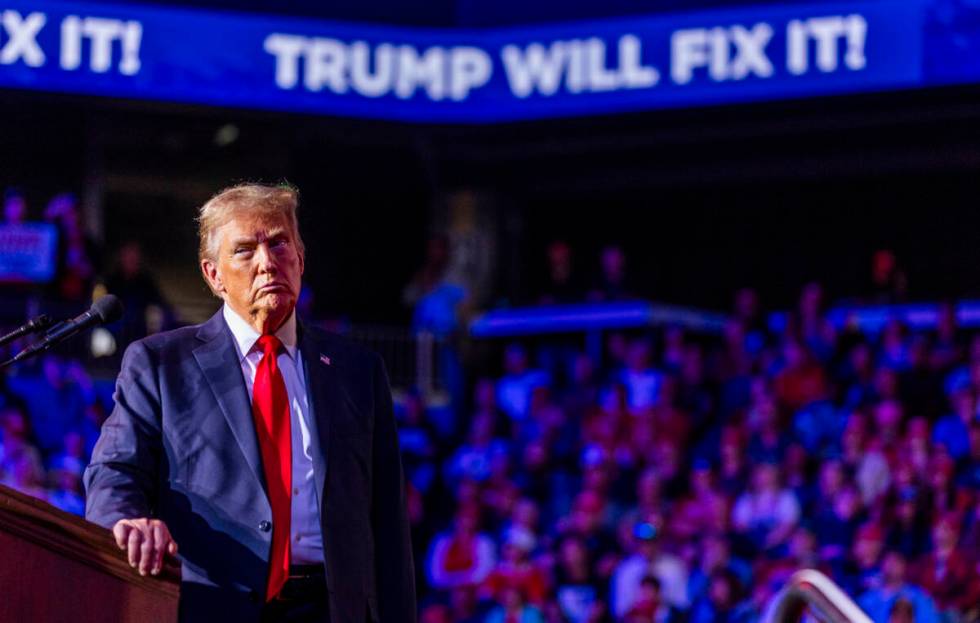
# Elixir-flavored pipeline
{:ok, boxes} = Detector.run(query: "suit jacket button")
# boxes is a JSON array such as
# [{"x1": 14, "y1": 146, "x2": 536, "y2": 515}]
[{"x1": 259, "y1": 520, "x2": 272, "y2": 532}]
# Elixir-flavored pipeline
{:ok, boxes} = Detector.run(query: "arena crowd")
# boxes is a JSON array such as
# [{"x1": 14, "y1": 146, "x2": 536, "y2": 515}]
[{"x1": 1, "y1": 188, "x2": 978, "y2": 623}]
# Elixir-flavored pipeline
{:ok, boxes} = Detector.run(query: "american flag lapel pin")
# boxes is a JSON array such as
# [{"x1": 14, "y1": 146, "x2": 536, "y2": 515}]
[{"x1": 320, "y1": 354, "x2": 331, "y2": 366}]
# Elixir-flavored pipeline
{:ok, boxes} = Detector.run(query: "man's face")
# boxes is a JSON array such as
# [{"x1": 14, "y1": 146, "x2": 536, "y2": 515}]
[{"x1": 202, "y1": 212, "x2": 304, "y2": 331}]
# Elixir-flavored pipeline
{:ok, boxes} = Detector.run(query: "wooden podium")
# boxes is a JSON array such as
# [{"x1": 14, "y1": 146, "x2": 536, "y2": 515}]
[{"x1": 0, "y1": 484, "x2": 180, "y2": 622}]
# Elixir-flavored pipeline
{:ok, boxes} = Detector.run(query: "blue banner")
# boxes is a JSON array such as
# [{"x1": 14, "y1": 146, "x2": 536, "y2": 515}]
[
  {"x1": 0, "y1": 0, "x2": 976, "y2": 122},
  {"x1": 0, "y1": 223, "x2": 57, "y2": 283}
]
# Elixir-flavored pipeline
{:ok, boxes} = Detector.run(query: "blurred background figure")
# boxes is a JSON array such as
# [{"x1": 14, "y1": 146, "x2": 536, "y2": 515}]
[
  {"x1": 3, "y1": 187, "x2": 27, "y2": 225},
  {"x1": 405, "y1": 233, "x2": 469, "y2": 415},
  {"x1": 44, "y1": 192, "x2": 98, "y2": 305},
  {"x1": 103, "y1": 240, "x2": 173, "y2": 349},
  {"x1": 589, "y1": 245, "x2": 632, "y2": 303},
  {"x1": 538, "y1": 240, "x2": 582, "y2": 306},
  {"x1": 868, "y1": 250, "x2": 909, "y2": 306}
]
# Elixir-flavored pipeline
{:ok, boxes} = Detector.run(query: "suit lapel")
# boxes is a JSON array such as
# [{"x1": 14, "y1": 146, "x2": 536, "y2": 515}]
[
  {"x1": 298, "y1": 327, "x2": 341, "y2": 507},
  {"x1": 192, "y1": 311, "x2": 267, "y2": 492}
]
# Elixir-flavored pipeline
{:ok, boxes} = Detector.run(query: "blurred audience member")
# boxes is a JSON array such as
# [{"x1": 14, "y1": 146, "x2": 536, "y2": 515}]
[
  {"x1": 617, "y1": 339, "x2": 662, "y2": 413},
  {"x1": 689, "y1": 570, "x2": 747, "y2": 623},
  {"x1": 611, "y1": 521, "x2": 689, "y2": 618},
  {"x1": 480, "y1": 528, "x2": 548, "y2": 606},
  {"x1": 496, "y1": 344, "x2": 549, "y2": 424},
  {"x1": 483, "y1": 586, "x2": 545, "y2": 623},
  {"x1": 589, "y1": 245, "x2": 632, "y2": 302},
  {"x1": 44, "y1": 192, "x2": 98, "y2": 303},
  {"x1": 731, "y1": 462, "x2": 801, "y2": 555},
  {"x1": 538, "y1": 240, "x2": 582, "y2": 305},
  {"x1": 404, "y1": 233, "x2": 469, "y2": 413},
  {"x1": 858, "y1": 551, "x2": 939, "y2": 623},
  {"x1": 6, "y1": 355, "x2": 89, "y2": 455},
  {"x1": 104, "y1": 240, "x2": 172, "y2": 347},
  {"x1": 0, "y1": 405, "x2": 44, "y2": 494},
  {"x1": 933, "y1": 386, "x2": 977, "y2": 461},
  {"x1": 427, "y1": 506, "x2": 497, "y2": 591},
  {"x1": 913, "y1": 513, "x2": 980, "y2": 617},
  {"x1": 404, "y1": 235, "x2": 450, "y2": 310},
  {"x1": 2, "y1": 187, "x2": 27, "y2": 225},
  {"x1": 622, "y1": 575, "x2": 683, "y2": 623},
  {"x1": 868, "y1": 249, "x2": 908, "y2": 305},
  {"x1": 554, "y1": 535, "x2": 603, "y2": 623}
]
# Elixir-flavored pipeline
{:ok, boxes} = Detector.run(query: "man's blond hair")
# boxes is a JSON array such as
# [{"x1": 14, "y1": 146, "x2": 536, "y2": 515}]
[{"x1": 197, "y1": 182, "x2": 305, "y2": 264}]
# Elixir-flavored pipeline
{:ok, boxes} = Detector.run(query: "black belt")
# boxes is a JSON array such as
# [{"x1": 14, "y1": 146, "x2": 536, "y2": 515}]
[{"x1": 272, "y1": 564, "x2": 327, "y2": 603}]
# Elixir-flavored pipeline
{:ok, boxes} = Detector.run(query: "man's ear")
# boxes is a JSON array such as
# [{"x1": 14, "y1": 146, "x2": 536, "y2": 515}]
[{"x1": 200, "y1": 258, "x2": 224, "y2": 295}]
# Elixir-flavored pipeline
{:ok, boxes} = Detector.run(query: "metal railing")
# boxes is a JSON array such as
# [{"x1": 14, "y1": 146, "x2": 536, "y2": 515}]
[
  {"x1": 763, "y1": 569, "x2": 872, "y2": 623},
  {"x1": 344, "y1": 324, "x2": 446, "y2": 393}
]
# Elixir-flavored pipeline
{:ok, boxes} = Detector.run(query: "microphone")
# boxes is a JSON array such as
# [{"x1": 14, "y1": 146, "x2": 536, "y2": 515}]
[
  {"x1": 7, "y1": 295, "x2": 124, "y2": 365},
  {"x1": 0, "y1": 314, "x2": 55, "y2": 348}
]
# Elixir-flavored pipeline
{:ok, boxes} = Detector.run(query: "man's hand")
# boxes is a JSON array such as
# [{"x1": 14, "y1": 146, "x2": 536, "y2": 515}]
[{"x1": 112, "y1": 518, "x2": 178, "y2": 576}]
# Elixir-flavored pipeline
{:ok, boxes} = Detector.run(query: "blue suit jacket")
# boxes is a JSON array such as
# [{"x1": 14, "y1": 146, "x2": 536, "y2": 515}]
[{"x1": 84, "y1": 310, "x2": 416, "y2": 623}]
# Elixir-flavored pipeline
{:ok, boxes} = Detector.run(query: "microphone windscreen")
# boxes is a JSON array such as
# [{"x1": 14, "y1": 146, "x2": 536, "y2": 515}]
[{"x1": 92, "y1": 294, "x2": 124, "y2": 324}]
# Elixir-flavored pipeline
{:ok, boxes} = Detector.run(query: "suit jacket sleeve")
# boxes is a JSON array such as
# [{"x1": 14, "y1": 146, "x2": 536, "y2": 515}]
[
  {"x1": 371, "y1": 354, "x2": 417, "y2": 622},
  {"x1": 84, "y1": 340, "x2": 161, "y2": 528}
]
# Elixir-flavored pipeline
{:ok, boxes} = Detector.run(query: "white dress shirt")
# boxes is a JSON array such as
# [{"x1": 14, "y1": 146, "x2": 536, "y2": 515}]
[{"x1": 222, "y1": 304, "x2": 324, "y2": 565}]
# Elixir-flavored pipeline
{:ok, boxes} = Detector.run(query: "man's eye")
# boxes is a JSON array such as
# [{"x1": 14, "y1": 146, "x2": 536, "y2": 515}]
[{"x1": 234, "y1": 247, "x2": 251, "y2": 255}]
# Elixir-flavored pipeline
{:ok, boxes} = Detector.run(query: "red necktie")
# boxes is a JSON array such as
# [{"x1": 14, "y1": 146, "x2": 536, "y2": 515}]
[{"x1": 252, "y1": 334, "x2": 292, "y2": 601}]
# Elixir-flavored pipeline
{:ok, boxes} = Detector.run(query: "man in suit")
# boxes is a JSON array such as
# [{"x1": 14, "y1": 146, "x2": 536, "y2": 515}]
[{"x1": 84, "y1": 183, "x2": 416, "y2": 622}]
